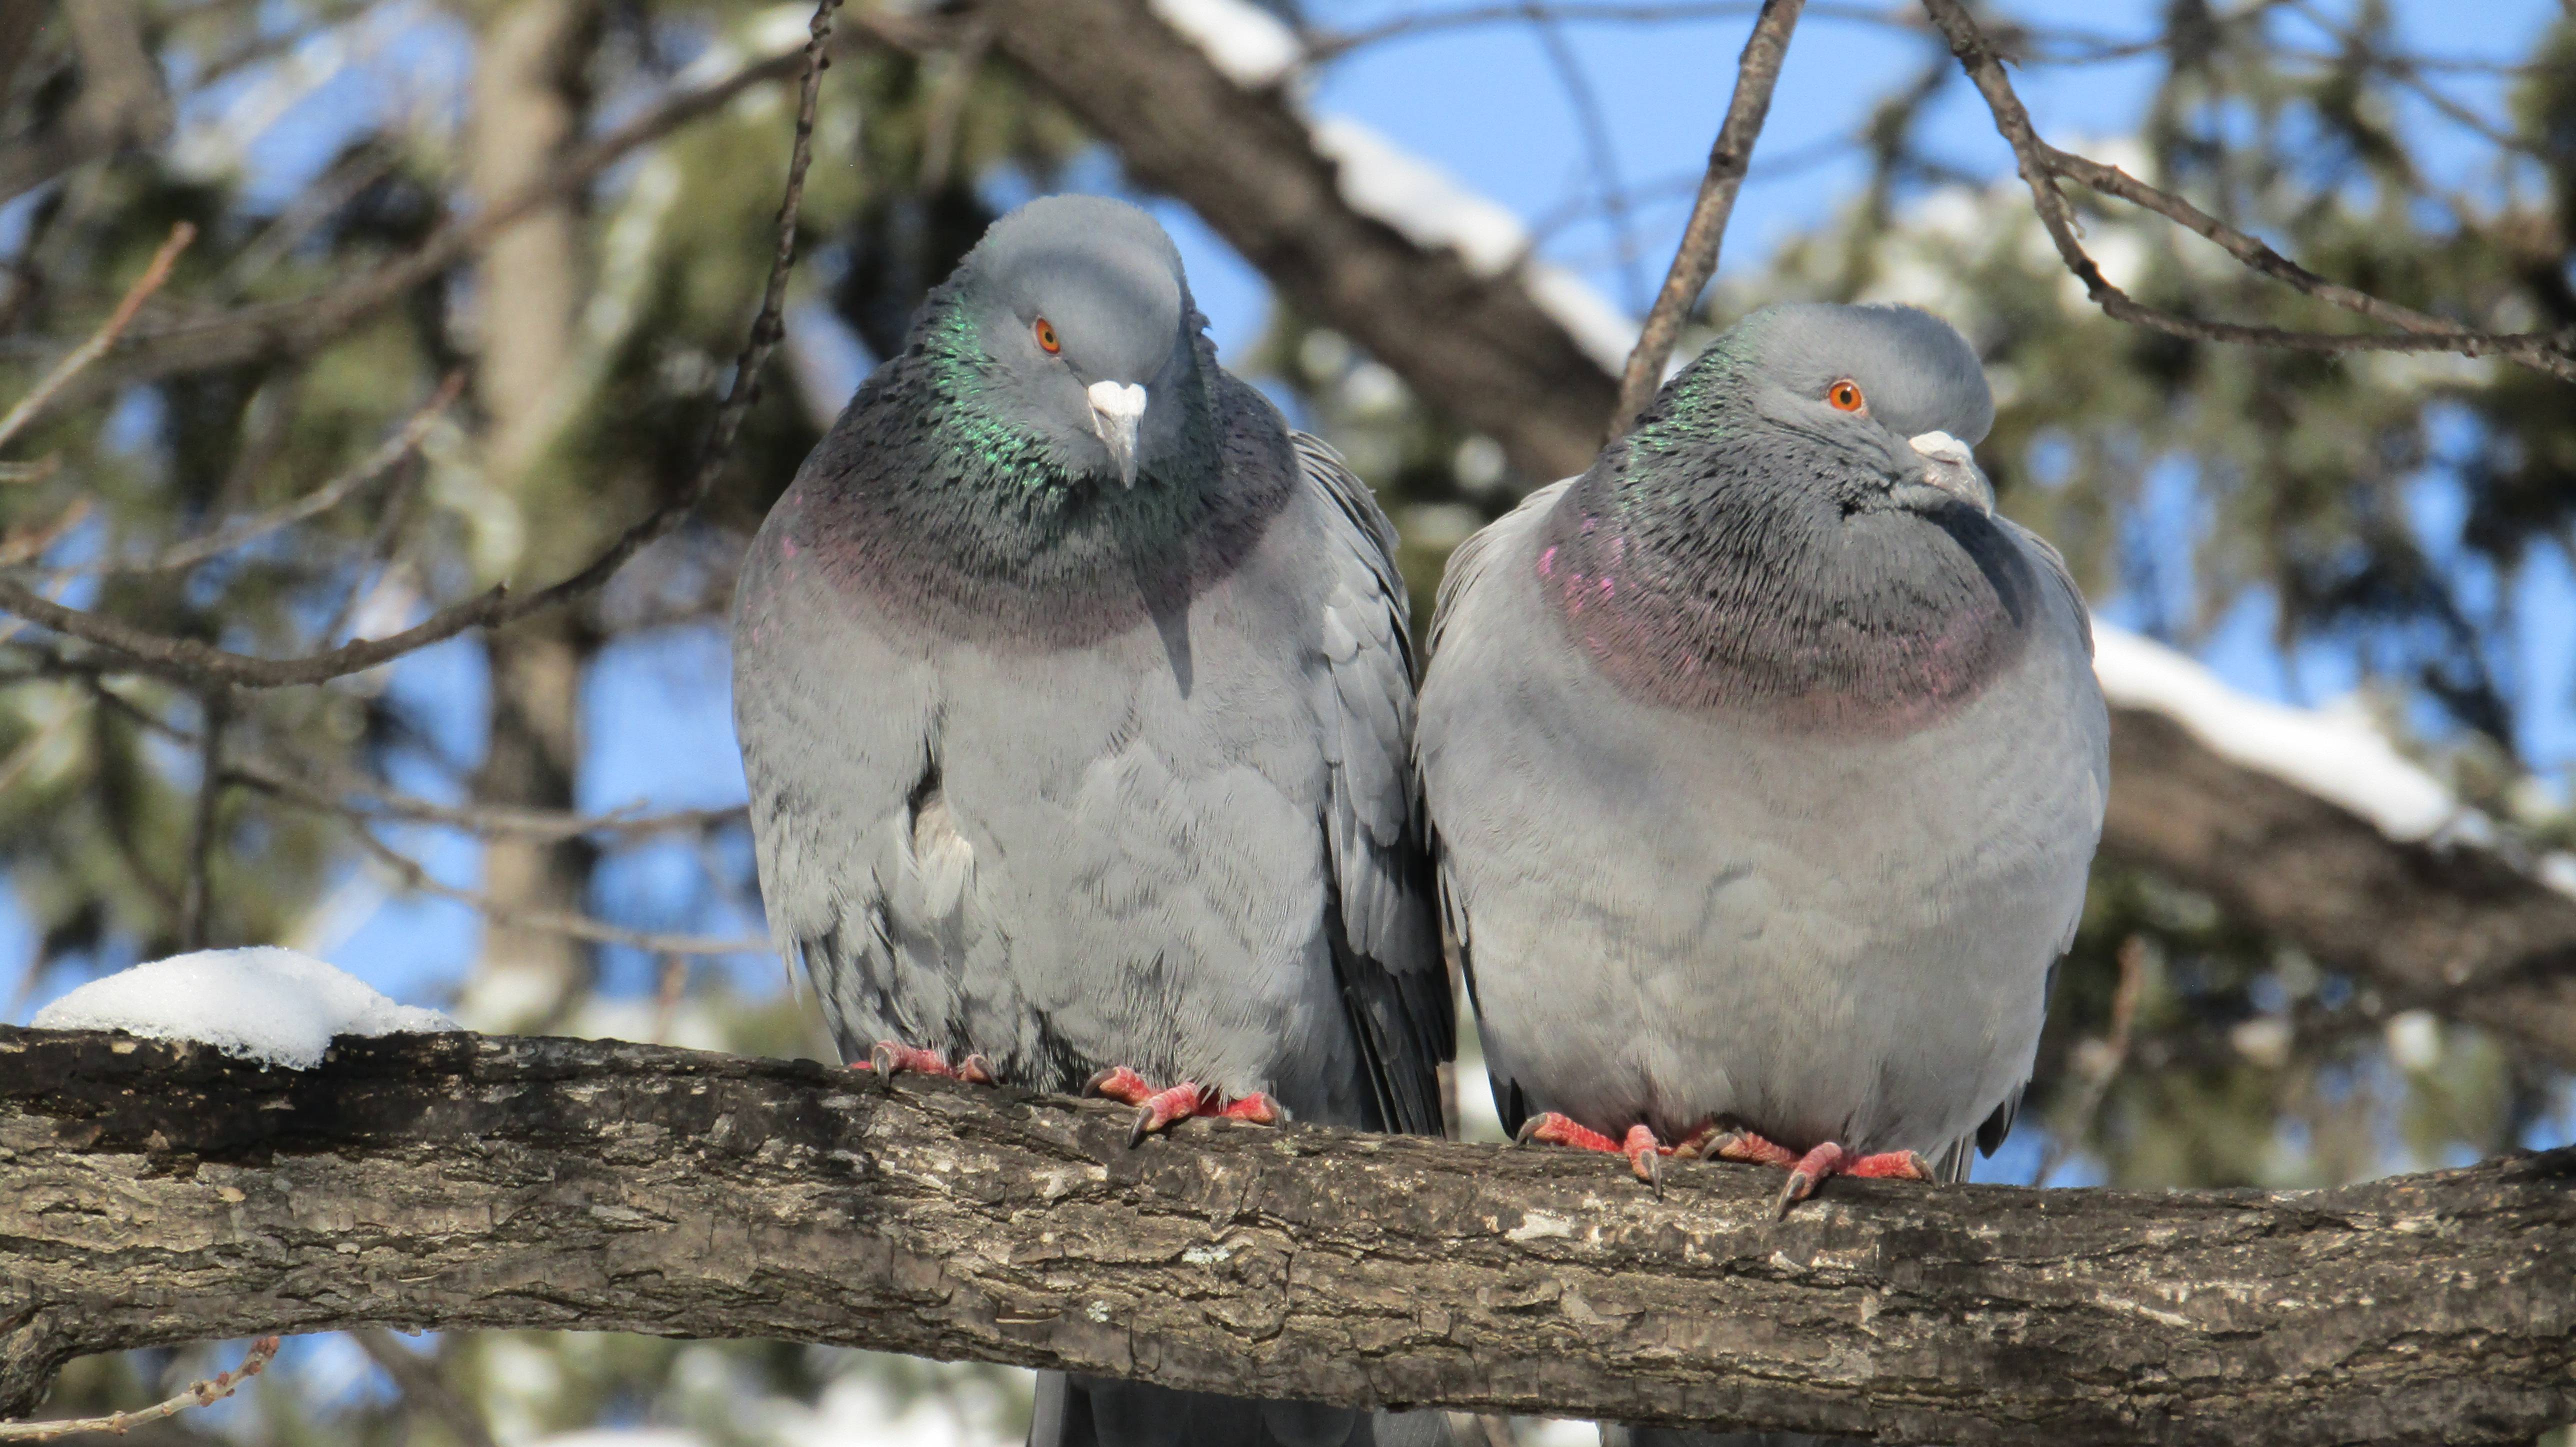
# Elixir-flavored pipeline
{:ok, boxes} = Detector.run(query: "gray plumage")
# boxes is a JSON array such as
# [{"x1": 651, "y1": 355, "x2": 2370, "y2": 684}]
[
  {"x1": 1418, "y1": 304, "x2": 2106, "y2": 1436},
  {"x1": 731, "y1": 196, "x2": 1451, "y2": 1447}
]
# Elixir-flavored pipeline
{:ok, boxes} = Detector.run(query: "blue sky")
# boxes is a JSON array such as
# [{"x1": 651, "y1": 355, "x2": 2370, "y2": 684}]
[{"x1": 12, "y1": 0, "x2": 2572, "y2": 1081}]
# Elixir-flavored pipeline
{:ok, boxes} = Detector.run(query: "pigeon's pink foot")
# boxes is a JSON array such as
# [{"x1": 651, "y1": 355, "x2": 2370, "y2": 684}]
[
  {"x1": 858, "y1": 1042, "x2": 994, "y2": 1088},
  {"x1": 1708, "y1": 1129, "x2": 1936, "y2": 1217},
  {"x1": 1515, "y1": 1112, "x2": 1672, "y2": 1186},
  {"x1": 1084, "y1": 1067, "x2": 1282, "y2": 1146}
]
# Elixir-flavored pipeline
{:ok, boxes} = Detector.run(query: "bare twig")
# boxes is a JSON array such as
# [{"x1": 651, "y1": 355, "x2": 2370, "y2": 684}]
[
  {"x1": 1918, "y1": 0, "x2": 2576, "y2": 382},
  {"x1": 64, "y1": 682, "x2": 762, "y2": 956},
  {"x1": 51, "y1": 42, "x2": 816, "y2": 418},
  {"x1": 0, "y1": 1336, "x2": 278, "y2": 1442},
  {"x1": 2034, "y1": 936, "x2": 2150, "y2": 1188},
  {"x1": 214, "y1": 762, "x2": 764, "y2": 956},
  {"x1": 351, "y1": 1332, "x2": 498, "y2": 1447},
  {"x1": 648, "y1": 952, "x2": 689, "y2": 1044},
  {"x1": 50, "y1": 374, "x2": 463, "y2": 578},
  {"x1": 918, "y1": 13, "x2": 998, "y2": 190},
  {"x1": 1610, "y1": 0, "x2": 1805, "y2": 434},
  {"x1": 0, "y1": 0, "x2": 844, "y2": 688},
  {"x1": 1523, "y1": 4, "x2": 1648, "y2": 312},
  {"x1": 0, "y1": 222, "x2": 194, "y2": 452},
  {"x1": 0, "y1": 500, "x2": 92, "y2": 568},
  {"x1": 178, "y1": 691, "x2": 228, "y2": 952},
  {"x1": 1309, "y1": 2, "x2": 1869, "y2": 60},
  {"x1": 0, "y1": 705, "x2": 74, "y2": 800},
  {"x1": 318, "y1": 796, "x2": 766, "y2": 956}
]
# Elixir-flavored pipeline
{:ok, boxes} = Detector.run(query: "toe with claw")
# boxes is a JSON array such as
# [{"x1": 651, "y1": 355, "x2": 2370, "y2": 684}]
[
  {"x1": 1702, "y1": 1128, "x2": 1938, "y2": 1218},
  {"x1": 1515, "y1": 1112, "x2": 1674, "y2": 1186},
  {"x1": 858, "y1": 1041, "x2": 994, "y2": 1089},
  {"x1": 1084, "y1": 1066, "x2": 1281, "y2": 1146}
]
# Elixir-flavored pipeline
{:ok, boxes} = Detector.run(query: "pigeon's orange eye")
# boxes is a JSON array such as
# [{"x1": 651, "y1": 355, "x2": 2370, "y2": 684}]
[
  {"x1": 1034, "y1": 318, "x2": 1061, "y2": 354},
  {"x1": 1828, "y1": 379, "x2": 1866, "y2": 412}
]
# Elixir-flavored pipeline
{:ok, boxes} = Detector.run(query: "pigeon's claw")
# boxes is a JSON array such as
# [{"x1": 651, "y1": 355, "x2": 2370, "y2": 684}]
[
  {"x1": 1712, "y1": 1128, "x2": 1803, "y2": 1170},
  {"x1": 1216, "y1": 1092, "x2": 1280, "y2": 1126},
  {"x1": 1770, "y1": 1140, "x2": 1940, "y2": 1218},
  {"x1": 1088, "y1": 1068, "x2": 1280, "y2": 1146},
  {"x1": 1127, "y1": 1082, "x2": 1208, "y2": 1146},
  {"x1": 860, "y1": 1042, "x2": 990, "y2": 1090},
  {"x1": 1620, "y1": 1124, "x2": 1666, "y2": 1188},
  {"x1": 1514, "y1": 1110, "x2": 1620, "y2": 1152},
  {"x1": 1085, "y1": 1064, "x2": 1158, "y2": 1106},
  {"x1": 1516, "y1": 1112, "x2": 1673, "y2": 1186}
]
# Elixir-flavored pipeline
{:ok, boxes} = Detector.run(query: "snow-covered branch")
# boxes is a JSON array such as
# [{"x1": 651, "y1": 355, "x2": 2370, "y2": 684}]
[
  {"x1": 5, "y1": 1028, "x2": 2572, "y2": 1444},
  {"x1": 2097, "y1": 628, "x2": 2576, "y2": 1068}
]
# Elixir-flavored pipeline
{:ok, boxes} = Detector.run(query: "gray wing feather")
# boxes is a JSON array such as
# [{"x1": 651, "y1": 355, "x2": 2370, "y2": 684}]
[
  {"x1": 732, "y1": 506, "x2": 951, "y2": 1066},
  {"x1": 1420, "y1": 480, "x2": 1572, "y2": 1137},
  {"x1": 1294, "y1": 430, "x2": 1454, "y2": 1138},
  {"x1": 1962, "y1": 520, "x2": 2104, "y2": 1171}
]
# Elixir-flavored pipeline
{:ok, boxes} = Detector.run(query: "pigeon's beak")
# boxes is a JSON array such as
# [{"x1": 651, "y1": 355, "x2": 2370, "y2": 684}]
[
  {"x1": 1905, "y1": 430, "x2": 1994, "y2": 515},
  {"x1": 1086, "y1": 380, "x2": 1148, "y2": 489}
]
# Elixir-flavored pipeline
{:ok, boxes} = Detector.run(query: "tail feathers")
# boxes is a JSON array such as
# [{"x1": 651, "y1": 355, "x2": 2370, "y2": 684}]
[{"x1": 1031, "y1": 1375, "x2": 1454, "y2": 1447}]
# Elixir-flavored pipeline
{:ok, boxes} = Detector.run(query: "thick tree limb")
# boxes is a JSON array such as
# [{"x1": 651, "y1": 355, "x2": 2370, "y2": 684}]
[
  {"x1": 2104, "y1": 704, "x2": 2576, "y2": 1068},
  {"x1": 980, "y1": 0, "x2": 1620, "y2": 481},
  {"x1": 4, "y1": 1028, "x2": 2571, "y2": 1444}
]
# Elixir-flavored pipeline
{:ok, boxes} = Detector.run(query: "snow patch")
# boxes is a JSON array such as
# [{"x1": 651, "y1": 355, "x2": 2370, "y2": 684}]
[
  {"x1": 1312, "y1": 118, "x2": 1639, "y2": 374},
  {"x1": 1148, "y1": 6, "x2": 1646, "y2": 378},
  {"x1": 34, "y1": 946, "x2": 458, "y2": 1069},
  {"x1": 2092, "y1": 626, "x2": 2465, "y2": 843},
  {"x1": 1313, "y1": 118, "x2": 1528, "y2": 276},
  {"x1": 1150, "y1": 0, "x2": 1302, "y2": 88}
]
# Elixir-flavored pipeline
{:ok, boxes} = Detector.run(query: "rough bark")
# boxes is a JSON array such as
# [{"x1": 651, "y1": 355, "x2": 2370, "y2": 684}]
[
  {"x1": 976, "y1": 0, "x2": 2576, "y2": 1072},
  {"x1": 980, "y1": 0, "x2": 1618, "y2": 482},
  {"x1": 4, "y1": 1028, "x2": 2570, "y2": 1446},
  {"x1": 2106, "y1": 706, "x2": 2576, "y2": 1066}
]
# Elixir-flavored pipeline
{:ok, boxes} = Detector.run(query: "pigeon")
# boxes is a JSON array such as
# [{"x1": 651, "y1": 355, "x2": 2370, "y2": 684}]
[
  {"x1": 730, "y1": 195, "x2": 1454, "y2": 1447},
  {"x1": 1416, "y1": 302, "x2": 2106, "y2": 1226}
]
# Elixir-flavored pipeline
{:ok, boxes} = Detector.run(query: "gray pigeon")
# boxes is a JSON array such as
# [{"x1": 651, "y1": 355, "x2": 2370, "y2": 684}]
[
  {"x1": 1417, "y1": 302, "x2": 2106, "y2": 1220},
  {"x1": 730, "y1": 195, "x2": 1454, "y2": 1447}
]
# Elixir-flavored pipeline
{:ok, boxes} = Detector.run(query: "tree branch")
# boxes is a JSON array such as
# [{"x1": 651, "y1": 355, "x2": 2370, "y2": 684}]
[
  {"x1": 0, "y1": 0, "x2": 842, "y2": 690},
  {"x1": 40, "y1": 43, "x2": 813, "y2": 422},
  {"x1": 42, "y1": 373, "x2": 463, "y2": 578},
  {"x1": 4, "y1": 1028, "x2": 2570, "y2": 1444},
  {"x1": 2102, "y1": 702, "x2": 2576, "y2": 1069},
  {"x1": 1610, "y1": 0, "x2": 1804, "y2": 435},
  {"x1": 0, "y1": 222, "x2": 194, "y2": 453},
  {"x1": 1918, "y1": 0, "x2": 2576, "y2": 382}
]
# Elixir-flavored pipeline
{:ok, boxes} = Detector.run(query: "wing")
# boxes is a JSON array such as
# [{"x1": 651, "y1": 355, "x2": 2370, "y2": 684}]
[
  {"x1": 1418, "y1": 479, "x2": 1574, "y2": 1140},
  {"x1": 1963, "y1": 518, "x2": 2108, "y2": 1172},
  {"x1": 1293, "y1": 430, "x2": 1454, "y2": 1138},
  {"x1": 730, "y1": 490, "x2": 956, "y2": 1067},
  {"x1": 2001, "y1": 514, "x2": 2094, "y2": 660}
]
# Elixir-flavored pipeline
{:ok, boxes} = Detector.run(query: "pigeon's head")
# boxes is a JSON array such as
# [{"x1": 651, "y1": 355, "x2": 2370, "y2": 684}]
[
  {"x1": 930, "y1": 194, "x2": 1206, "y2": 490},
  {"x1": 1714, "y1": 302, "x2": 1996, "y2": 516}
]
